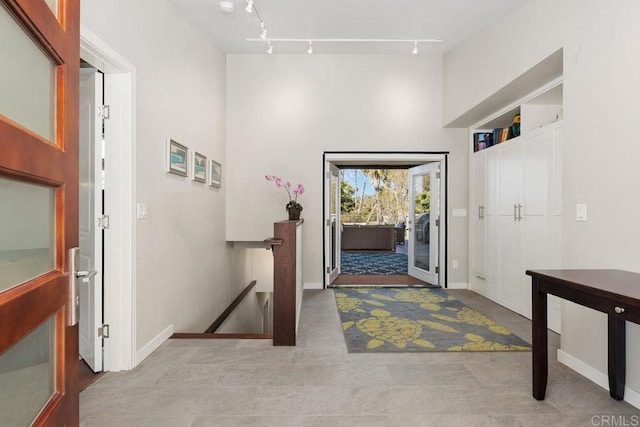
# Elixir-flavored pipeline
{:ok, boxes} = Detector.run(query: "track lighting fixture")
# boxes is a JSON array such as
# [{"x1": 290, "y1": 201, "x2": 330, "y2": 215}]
[
  {"x1": 246, "y1": 38, "x2": 443, "y2": 54},
  {"x1": 242, "y1": 1, "x2": 442, "y2": 54}
]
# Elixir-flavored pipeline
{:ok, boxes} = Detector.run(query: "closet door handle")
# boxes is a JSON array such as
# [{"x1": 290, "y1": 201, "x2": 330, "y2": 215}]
[
  {"x1": 518, "y1": 204, "x2": 523, "y2": 220},
  {"x1": 478, "y1": 205, "x2": 485, "y2": 219},
  {"x1": 513, "y1": 204, "x2": 518, "y2": 221}
]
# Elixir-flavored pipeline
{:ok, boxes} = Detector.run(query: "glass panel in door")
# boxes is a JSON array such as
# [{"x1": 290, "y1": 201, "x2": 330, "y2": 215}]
[
  {"x1": 412, "y1": 173, "x2": 431, "y2": 271},
  {"x1": 0, "y1": 177, "x2": 56, "y2": 292},
  {"x1": 0, "y1": 315, "x2": 56, "y2": 426},
  {"x1": 0, "y1": 5, "x2": 57, "y2": 142}
]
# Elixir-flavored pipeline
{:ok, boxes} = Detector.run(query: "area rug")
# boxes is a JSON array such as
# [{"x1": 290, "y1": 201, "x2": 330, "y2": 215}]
[
  {"x1": 340, "y1": 252, "x2": 408, "y2": 275},
  {"x1": 334, "y1": 288, "x2": 531, "y2": 352}
]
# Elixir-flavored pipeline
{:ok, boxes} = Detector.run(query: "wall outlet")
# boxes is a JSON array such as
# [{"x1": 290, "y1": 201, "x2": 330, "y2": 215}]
[{"x1": 452, "y1": 259, "x2": 459, "y2": 269}]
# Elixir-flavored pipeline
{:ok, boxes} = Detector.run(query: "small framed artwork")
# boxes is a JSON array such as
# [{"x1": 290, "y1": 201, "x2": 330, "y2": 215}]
[
  {"x1": 209, "y1": 159, "x2": 222, "y2": 188},
  {"x1": 192, "y1": 152, "x2": 207, "y2": 183},
  {"x1": 167, "y1": 139, "x2": 188, "y2": 176}
]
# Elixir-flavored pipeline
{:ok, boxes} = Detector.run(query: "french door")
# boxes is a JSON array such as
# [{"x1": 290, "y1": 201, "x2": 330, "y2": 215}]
[
  {"x1": 326, "y1": 164, "x2": 341, "y2": 285},
  {"x1": 407, "y1": 163, "x2": 440, "y2": 285},
  {"x1": 0, "y1": 0, "x2": 80, "y2": 425}
]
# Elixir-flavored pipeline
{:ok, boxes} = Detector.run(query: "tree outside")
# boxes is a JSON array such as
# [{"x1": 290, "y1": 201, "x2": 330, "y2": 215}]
[{"x1": 340, "y1": 168, "x2": 410, "y2": 225}]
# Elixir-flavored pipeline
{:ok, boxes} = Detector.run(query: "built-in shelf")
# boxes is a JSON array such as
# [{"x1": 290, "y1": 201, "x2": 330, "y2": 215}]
[{"x1": 472, "y1": 81, "x2": 563, "y2": 153}]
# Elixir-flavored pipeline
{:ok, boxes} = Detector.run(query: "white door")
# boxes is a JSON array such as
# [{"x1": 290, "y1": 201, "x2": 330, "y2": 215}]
[
  {"x1": 79, "y1": 69, "x2": 104, "y2": 372},
  {"x1": 497, "y1": 141, "x2": 523, "y2": 313},
  {"x1": 407, "y1": 163, "x2": 440, "y2": 285},
  {"x1": 327, "y1": 164, "x2": 341, "y2": 284},
  {"x1": 471, "y1": 153, "x2": 486, "y2": 275}
]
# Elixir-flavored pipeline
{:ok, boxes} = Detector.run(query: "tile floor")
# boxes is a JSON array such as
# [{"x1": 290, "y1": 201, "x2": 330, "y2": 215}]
[{"x1": 80, "y1": 289, "x2": 640, "y2": 426}]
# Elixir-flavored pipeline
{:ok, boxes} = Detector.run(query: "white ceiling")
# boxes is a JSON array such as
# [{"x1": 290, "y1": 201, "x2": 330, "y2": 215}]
[{"x1": 169, "y1": 0, "x2": 529, "y2": 55}]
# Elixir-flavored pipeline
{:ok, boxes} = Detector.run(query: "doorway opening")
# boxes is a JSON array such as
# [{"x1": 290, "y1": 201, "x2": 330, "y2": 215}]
[
  {"x1": 80, "y1": 28, "x2": 136, "y2": 374},
  {"x1": 324, "y1": 152, "x2": 448, "y2": 289}
]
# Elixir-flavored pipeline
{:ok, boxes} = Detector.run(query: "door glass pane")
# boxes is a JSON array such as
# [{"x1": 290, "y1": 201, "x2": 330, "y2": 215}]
[
  {"x1": 413, "y1": 174, "x2": 430, "y2": 271},
  {"x1": 0, "y1": 315, "x2": 56, "y2": 426},
  {"x1": 0, "y1": 5, "x2": 57, "y2": 141},
  {"x1": 0, "y1": 177, "x2": 56, "y2": 292},
  {"x1": 44, "y1": 0, "x2": 58, "y2": 16},
  {"x1": 330, "y1": 168, "x2": 338, "y2": 270}
]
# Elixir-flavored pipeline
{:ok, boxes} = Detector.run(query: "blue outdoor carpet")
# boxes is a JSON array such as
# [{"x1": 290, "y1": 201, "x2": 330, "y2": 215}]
[{"x1": 341, "y1": 251, "x2": 408, "y2": 275}]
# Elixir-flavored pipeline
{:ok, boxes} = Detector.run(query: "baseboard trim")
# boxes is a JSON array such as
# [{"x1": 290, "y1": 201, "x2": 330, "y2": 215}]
[
  {"x1": 135, "y1": 324, "x2": 174, "y2": 366},
  {"x1": 557, "y1": 349, "x2": 640, "y2": 409},
  {"x1": 446, "y1": 282, "x2": 468, "y2": 290},
  {"x1": 304, "y1": 282, "x2": 323, "y2": 290}
]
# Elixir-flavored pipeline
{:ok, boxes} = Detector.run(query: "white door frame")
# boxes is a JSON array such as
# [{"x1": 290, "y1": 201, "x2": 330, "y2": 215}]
[
  {"x1": 80, "y1": 27, "x2": 136, "y2": 371},
  {"x1": 323, "y1": 152, "x2": 448, "y2": 288}
]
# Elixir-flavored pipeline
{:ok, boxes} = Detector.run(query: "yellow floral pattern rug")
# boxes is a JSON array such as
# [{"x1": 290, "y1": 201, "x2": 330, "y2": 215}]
[{"x1": 335, "y1": 288, "x2": 531, "y2": 352}]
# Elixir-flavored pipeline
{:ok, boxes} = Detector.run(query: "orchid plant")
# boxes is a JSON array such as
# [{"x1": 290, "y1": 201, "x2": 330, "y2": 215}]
[{"x1": 265, "y1": 175, "x2": 304, "y2": 211}]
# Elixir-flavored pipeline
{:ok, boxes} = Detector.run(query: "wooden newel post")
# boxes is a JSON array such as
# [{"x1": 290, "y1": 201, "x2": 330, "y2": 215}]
[{"x1": 272, "y1": 219, "x2": 303, "y2": 346}]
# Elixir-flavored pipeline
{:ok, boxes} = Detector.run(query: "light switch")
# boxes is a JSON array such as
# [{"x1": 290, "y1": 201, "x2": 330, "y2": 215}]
[
  {"x1": 137, "y1": 203, "x2": 148, "y2": 219},
  {"x1": 576, "y1": 204, "x2": 587, "y2": 222}
]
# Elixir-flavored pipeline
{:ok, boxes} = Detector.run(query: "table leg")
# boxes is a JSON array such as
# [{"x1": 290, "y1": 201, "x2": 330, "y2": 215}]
[
  {"x1": 532, "y1": 278, "x2": 548, "y2": 400},
  {"x1": 608, "y1": 315, "x2": 626, "y2": 400}
]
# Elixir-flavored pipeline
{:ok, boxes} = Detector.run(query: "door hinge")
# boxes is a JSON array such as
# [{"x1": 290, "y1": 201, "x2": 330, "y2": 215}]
[
  {"x1": 435, "y1": 266, "x2": 440, "y2": 274},
  {"x1": 98, "y1": 214, "x2": 110, "y2": 229},
  {"x1": 326, "y1": 267, "x2": 330, "y2": 274},
  {"x1": 98, "y1": 105, "x2": 110, "y2": 120},
  {"x1": 436, "y1": 170, "x2": 441, "y2": 180},
  {"x1": 435, "y1": 218, "x2": 440, "y2": 227},
  {"x1": 326, "y1": 219, "x2": 331, "y2": 226},
  {"x1": 98, "y1": 324, "x2": 110, "y2": 339}
]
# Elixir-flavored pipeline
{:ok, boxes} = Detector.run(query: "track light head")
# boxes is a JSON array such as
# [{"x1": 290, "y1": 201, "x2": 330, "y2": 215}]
[
  {"x1": 307, "y1": 41, "x2": 313, "y2": 54},
  {"x1": 412, "y1": 41, "x2": 418, "y2": 55},
  {"x1": 267, "y1": 42, "x2": 273, "y2": 54},
  {"x1": 245, "y1": 0, "x2": 253, "y2": 13},
  {"x1": 260, "y1": 23, "x2": 267, "y2": 39}
]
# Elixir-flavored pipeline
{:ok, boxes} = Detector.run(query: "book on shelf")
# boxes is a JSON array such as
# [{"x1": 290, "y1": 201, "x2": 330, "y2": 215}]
[{"x1": 473, "y1": 132, "x2": 493, "y2": 152}]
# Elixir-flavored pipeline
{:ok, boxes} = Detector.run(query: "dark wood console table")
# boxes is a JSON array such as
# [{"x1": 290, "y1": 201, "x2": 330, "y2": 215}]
[{"x1": 526, "y1": 270, "x2": 640, "y2": 401}]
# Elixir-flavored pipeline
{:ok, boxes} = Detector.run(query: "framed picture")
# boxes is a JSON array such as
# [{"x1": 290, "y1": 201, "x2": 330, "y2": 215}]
[
  {"x1": 209, "y1": 159, "x2": 222, "y2": 188},
  {"x1": 167, "y1": 139, "x2": 188, "y2": 176},
  {"x1": 192, "y1": 152, "x2": 207, "y2": 183}
]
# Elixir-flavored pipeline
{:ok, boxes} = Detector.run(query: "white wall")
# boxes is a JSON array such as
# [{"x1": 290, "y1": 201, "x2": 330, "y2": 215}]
[
  {"x1": 226, "y1": 55, "x2": 468, "y2": 287},
  {"x1": 81, "y1": 0, "x2": 247, "y2": 350},
  {"x1": 444, "y1": 0, "x2": 640, "y2": 402}
]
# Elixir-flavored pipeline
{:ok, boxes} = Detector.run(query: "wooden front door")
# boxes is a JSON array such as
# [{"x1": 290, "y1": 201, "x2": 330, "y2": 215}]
[{"x1": 0, "y1": 0, "x2": 80, "y2": 425}]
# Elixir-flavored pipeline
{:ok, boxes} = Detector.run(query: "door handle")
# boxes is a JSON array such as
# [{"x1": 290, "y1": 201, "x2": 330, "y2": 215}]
[
  {"x1": 513, "y1": 204, "x2": 518, "y2": 221},
  {"x1": 68, "y1": 248, "x2": 80, "y2": 326},
  {"x1": 76, "y1": 270, "x2": 98, "y2": 283},
  {"x1": 517, "y1": 204, "x2": 523, "y2": 220}
]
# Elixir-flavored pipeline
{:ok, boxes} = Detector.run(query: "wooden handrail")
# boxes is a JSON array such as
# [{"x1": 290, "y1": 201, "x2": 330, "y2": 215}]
[
  {"x1": 263, "y1": 237, "x2": 284, "y2": 246},
  {"x1": 172, "y1": 333, "x2": 272, "y2": 339},
  {"x1": 204, "y1": 280, "x2": 257, "y2": 333}
]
